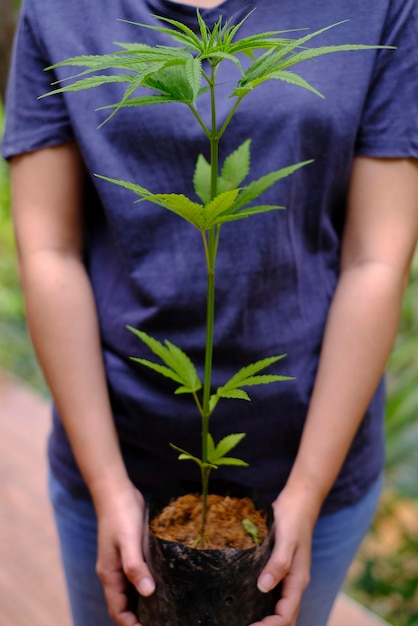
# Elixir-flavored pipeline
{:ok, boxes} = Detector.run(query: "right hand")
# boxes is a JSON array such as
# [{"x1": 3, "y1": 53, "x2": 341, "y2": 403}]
[{"x1": 95, "y1": 481, "x2": 155, "y2": 626}]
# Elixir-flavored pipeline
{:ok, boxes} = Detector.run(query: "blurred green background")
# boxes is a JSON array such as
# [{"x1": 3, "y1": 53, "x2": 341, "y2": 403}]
[{"x1": 0, "y1": 2, "x2": 417, "y2": 623}]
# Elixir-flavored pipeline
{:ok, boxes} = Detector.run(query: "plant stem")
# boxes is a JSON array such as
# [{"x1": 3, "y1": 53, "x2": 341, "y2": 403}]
[{"x1": 200, "y1": 63, "x2": 219, "y2": 539}]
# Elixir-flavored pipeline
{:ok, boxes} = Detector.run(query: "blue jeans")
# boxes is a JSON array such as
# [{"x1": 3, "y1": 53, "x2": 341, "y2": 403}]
[{"x1": 49, "y1": 471, "x2": 382, "y2": 626}]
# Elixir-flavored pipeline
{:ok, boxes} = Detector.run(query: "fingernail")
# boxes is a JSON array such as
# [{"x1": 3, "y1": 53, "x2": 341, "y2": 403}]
[
  {"x1": 138, "y1": 577, "x2": 155, "y2": 596},
  {"x1": 257, "y1": 572, "x2": 275, "y2": 593}
]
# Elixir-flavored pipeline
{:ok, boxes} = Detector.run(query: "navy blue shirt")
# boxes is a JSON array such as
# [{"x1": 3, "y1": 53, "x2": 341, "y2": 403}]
[{"x1": 3, "y1": 0, "x2": 418, "y2": 512}]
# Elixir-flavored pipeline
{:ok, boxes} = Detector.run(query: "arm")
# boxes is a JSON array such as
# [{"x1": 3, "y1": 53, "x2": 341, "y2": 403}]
[
  {"x1": 11, "y1": 144, "x2": 155, "y2": 626},
  {"x1": 252, "y1": 157, "x2": 418, "y2": 626}
]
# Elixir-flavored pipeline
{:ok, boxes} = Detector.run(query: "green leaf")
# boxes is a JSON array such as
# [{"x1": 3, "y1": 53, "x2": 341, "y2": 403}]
[
  {"x1": 265, "y1": 70, "x2": 324, "y2": 98},
  {"x1": 213, "y1": 433, "x2": 246, "y2": 460},
  {"x1": 242, "y1": 518, "x2": 259, "y2": 543},
  {"x1": 174, "y1": 385, "x2": 197, "y2": 395},
  {"x1": 234, "y1": 374, "x2": 295, "y2": 386},
  {"x1": 130, "y1": 357, "x2": 184, "y2": 384},
  {"x1": 220, "y1": 140, "x2": 251, "y2": 189},
  {"x1": 39, "y1": 74, "x2": 132, "y2": 99},
  {"x1": 234, "y1": 69, "x2": 324, "y2": 99},
  {"x1": 215, "y1": 204, "x2": 284, "y2": 224},
  {"x1": 98, "y1": 63, "x2": 167, "y2": 125},
  {"x1": 141, "y1": 193, "x2": 206, "y2": 229},
  {"x1": 170, "y1": 444, "x2": 204, "y2": 468},
  {"x1": 97, "y1": 95, "x2": 186, "y2": 110},
  {"x1": 143, "y1": 64, "x2": 194, "y2": 101},
  {"x1": 207, "y1": 433, "x2": 216, "y2": 459},
  {"x1": 215, "y1": 388, "x2": 251, "y2": 401},
  {"x1": 193, "y1": 154, "x2": 211, "y2": 204},
  {"x1": 94, "y1": 174, "x2": 152, "y2": 198},
  {"x1": 196, "y1": 9, "x2": 209, "y2": 48},
  {"x1": 119, "y1": 17, "x2": 203, "y2": 52},
  {"x1": 221, "y1": 355, "x2": 288, "y2": 390},
  {"x1": 230, "y1": 160, "x2": 313, "y2": 212},
  {"x1": 96, "y1": 175, "x2": 207, "y2": 229},
  {"x1": 185, "y1": 57, "x2": 202, "y2": 104},
  {"x1": 127, "y1": 327, "x2": 201, "y2": 392},
  {"x1": 203, "y1": 189, "x2": 240, "y2": 228},
  {"x1": 215, "y1": 457, "x2": 249, "y2": 466}
]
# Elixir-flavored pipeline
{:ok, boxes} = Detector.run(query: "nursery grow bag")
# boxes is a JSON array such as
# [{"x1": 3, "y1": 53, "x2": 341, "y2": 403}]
[{"x1": 137, "y1": 481, "x2": 280, "y2": 626}]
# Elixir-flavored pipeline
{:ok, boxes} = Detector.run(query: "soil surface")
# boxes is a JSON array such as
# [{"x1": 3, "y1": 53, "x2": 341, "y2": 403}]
[{"x1": 150, "y1": 493, "x2": 268, "y2": 549}]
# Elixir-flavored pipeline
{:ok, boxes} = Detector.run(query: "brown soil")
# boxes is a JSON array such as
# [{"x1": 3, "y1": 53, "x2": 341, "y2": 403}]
[{"x1": 150, "y1": 493, "x2": 269, "y2": 550}]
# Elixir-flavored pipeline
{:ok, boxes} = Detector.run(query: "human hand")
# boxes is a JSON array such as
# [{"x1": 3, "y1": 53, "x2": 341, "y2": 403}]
[
  {"x1": 249, "y1": 488, "x2": 316, "y2": 626},
  {"x1": 95, "y1": 481, "x2": 155, "y2": 626}
]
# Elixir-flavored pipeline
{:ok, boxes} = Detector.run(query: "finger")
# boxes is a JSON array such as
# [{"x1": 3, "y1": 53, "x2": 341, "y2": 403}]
[
  {"x1": 266, "y1": 549, "x2": 310, "y2": 626},
  {"x1": 98, "y1": 563, "x2": 141, "y2": 626},
  {"x1": 257, "y1": 541, "x2": 295, "y2": 593},
  {"x1": 120, "y1": 536, "x2": 155, "y2": 597}
]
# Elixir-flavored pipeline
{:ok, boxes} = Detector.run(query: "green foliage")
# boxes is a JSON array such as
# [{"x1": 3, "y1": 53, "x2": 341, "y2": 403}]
[
  {"x1": 127, "y1": 326, "x2": 202, "y2": 395},
  {"x1": 242, "y1": 518, "x2": 259, "y2": 544},
  {"x1": 384, "y1": 254, "x2": 418, "y2": 498},
  {"x1": 41, "y1": 11, "x2": 391, "y2": 538},
  {"x1": 0, "y1": 104, "x2": 46, "y2": 391},
  {"x1": 347, "y1": 493, "x2": 418, "y2": 626},
  {"x1": 210, "y1": 355, "x2": 294, "y2": 412}
]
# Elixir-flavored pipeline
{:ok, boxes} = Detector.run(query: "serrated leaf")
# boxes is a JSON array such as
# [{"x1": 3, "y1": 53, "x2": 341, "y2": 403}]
[
  {"x1": 215, "y1": 204, "x2": 284, "y2": 224},
  {"x1": 120, "y1": 17, "x2": 202, "y2": 52},
  {"x1": 221, "y1": 140, "x2": 251, "y2": 189},
  {"x1": 213, "y1": 433, "x2": 246, "y2": 460},
  {"x1": 165, "y1": 339, "x2": 202, "y2": 390},
  {"x1": 39, "y1": 74, "x2": 132, "y2": 99},
  {"x1": 209, "y1": 394, "x2": 219, "y2": 413},
  {"x1": 230, "y1": 160, "x2": 313, "y2": 212},
  {"x1": 203, "y1": 189, "x2": 240, "y2": 228},
  {"x1": 207, "y1": 433, "x2": 216, "y2": 459},
  {"x1": 215, "y1": 457, "x2": 249, "y2": 466},
  {"x1": 143, "y1": 193, "x2": 205, "y2": 229},
  {"x1": 200, "y1": 50, "x2": 243, "y2": 73},
  {"x1": 174, "y1": 385, "x2": 197, "y2": 394},
  {"x1": 128, "y1": 327, "x2": 201, "y2": 392},
  {"x1": 185, "y1": 57, "x2": 202, "y2": 104},
  {"x1": 98, "y1": 63, "x2": 167, "y2": 126},
  {"x1": 196, "y1": 9, "x2": 209, "y2": 47},
  {"x1": 170, "y1": 443, "x2": 203, "y2": 467},
  {"x1": 216, "y1": 388, "x2": 251, "y2": 401},
  {"x1": 193, "y1": 154, "x2": 211, "y2": 204},
  {"x1": 221, "y1": 355, "x2": 287, "y2": 391},
  {"x1": 268, "y1": 70, "x2": 324, "y2": 98},
  {"x1": 143, "y1": 65, "x2": 194, "y2": 101},
  {"x1": 130, "y1": 357, "x2": 184, "y2": 384},
  {"x1": 234, "y1": 374, "x2": 295, "y2": 386},
  {"x1": 97, "y1": 95, "x2": 185, "y2": 110},
  {"x1": 94, "y1": 174, "x2": 152, "y2": 198}
]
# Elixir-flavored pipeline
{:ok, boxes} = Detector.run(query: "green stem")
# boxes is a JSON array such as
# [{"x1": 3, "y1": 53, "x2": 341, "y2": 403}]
[
  {"x1": 217, "y1": 95, "x2": 244, "y2": 140},
  {"x1": 200, "y1": 64, "x2": 219, "y2": 539}
]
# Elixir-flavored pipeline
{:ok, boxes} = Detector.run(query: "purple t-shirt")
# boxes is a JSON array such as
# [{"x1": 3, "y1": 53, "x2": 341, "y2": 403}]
[{"x1": 3, "y1": 0, "x2": 418, "y2": 512}]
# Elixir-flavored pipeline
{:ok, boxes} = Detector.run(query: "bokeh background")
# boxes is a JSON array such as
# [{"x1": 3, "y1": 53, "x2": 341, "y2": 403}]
[{"x1": 0, "y1": 1, "x2": 417, "y2": 623}]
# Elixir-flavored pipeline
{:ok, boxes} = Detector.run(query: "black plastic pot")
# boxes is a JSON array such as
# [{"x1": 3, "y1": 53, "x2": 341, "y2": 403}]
[{"x1": 137, "y1": 481, "x2": 280, "y2": 626}]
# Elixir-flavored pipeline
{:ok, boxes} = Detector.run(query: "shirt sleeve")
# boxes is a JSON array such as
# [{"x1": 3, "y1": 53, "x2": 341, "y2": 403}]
[
  {"x1": 355, "y1": 0, "x2": 418, "y2": 158},
  {"x1": 1, "y1": 0, "x2": 74, "y2": 160}
]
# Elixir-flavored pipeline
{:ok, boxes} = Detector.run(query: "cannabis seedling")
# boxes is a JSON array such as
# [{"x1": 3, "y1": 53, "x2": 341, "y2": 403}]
[{"x1": 43, "y1": 11, "x2": 383, "y2": 540}]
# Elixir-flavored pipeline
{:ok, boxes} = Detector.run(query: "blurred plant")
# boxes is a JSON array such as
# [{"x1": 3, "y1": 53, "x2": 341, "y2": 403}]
[
  {"x1": 347, "y1": 490, "x2": 418, "y2": 626},
  {"x1": 384, "y1": 252, "x2": 418, "y2": 498},
  {"x1": 0, "y1": 103, "x2": 47, "y2": 392}
]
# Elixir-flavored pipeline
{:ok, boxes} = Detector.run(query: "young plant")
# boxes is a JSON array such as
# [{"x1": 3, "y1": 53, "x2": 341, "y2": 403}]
[{"x1": 43, "y1": 11, "x2": 384, "y2": 539}]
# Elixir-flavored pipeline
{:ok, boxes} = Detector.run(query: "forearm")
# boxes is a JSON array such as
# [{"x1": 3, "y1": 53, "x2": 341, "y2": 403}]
[
  {"x1": 20, "y1": 251, "x2": 130, "y2": 509},
  {"x1": 282, "y1": 261, "x2": 404, "y2": 519}
]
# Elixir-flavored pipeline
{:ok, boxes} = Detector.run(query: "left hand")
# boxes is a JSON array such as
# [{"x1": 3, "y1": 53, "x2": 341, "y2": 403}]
[{"x1": 249, "y1": 487, "x2": 316, "y2": 626}]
